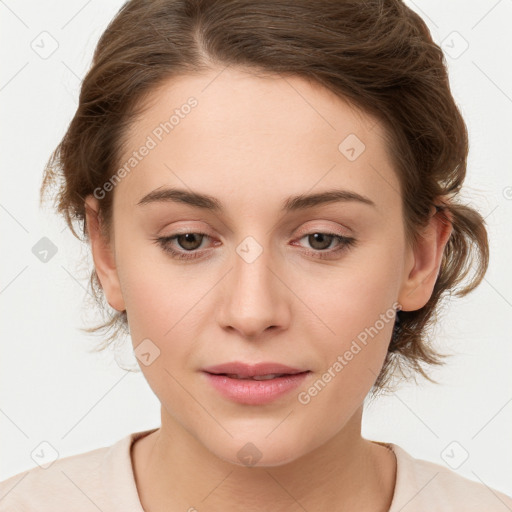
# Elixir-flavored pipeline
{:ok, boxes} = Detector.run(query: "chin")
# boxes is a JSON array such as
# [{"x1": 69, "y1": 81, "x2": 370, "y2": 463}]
[{"x1": 203, "y1": 431, "x2": 308, "y2": 468}]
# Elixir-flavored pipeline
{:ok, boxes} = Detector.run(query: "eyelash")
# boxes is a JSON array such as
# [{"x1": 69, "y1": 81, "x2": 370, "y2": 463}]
[{"x1": 153, "y1": 230, "x2": 357, "y2": 261}]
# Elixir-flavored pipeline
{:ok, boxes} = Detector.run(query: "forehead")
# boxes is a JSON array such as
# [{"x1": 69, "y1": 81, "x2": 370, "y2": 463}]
[{"x1": 113, "y1": 67, "x2": 400, "y2": 215}]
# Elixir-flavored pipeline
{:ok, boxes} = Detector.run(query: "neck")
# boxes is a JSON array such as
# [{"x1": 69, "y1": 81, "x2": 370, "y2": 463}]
[{"x1": 131, "y1": 406, "x2": 396, "y2": 512}]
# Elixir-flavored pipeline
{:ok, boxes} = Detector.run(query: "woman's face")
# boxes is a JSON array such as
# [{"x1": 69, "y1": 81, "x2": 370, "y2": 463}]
[{"x1": 86, "y1": 67, "x2": 443, "y2": 466}]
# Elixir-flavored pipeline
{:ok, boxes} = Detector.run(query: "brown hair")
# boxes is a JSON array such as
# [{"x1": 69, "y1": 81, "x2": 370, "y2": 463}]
[{"x1": 40, "y1": 0, "x2": 489, "y2": 394}]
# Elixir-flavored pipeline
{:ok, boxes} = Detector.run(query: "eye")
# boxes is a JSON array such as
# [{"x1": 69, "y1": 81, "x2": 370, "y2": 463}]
[
  {"x1": 293, "y1": 232, "x2": 356, "y2": 260},
  {"x1": 154, "y1": 232, "x2": 212, "y2": 260},
  {"x1": 153, "y1": 230, "x2": 357, "y2": 261}
]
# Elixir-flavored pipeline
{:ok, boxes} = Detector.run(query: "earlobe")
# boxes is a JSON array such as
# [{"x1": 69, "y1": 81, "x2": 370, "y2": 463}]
[
  {"x1": 398, "y1": 206, "x2": 453, "y2": 312},
  {"x1": 84, "y1": 195, "x2": 126, "y2": 312}
]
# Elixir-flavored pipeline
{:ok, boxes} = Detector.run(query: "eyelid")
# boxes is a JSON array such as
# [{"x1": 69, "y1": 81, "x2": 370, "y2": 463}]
[
  {"x1": 161, "y1": 216, "x2": 352, "y2": 237},
  {"x1": 293, "y1": 221, "x2": 352, "y2": 238},
  {"x1": 155, "y1": 226, "x2": 357, "y2": 263},
  {"x1": 160, "y1": 222, "x2": 351, "y2": 245}
]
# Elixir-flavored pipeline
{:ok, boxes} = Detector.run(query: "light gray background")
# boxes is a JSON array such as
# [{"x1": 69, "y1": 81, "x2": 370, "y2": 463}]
[{"x1": 1, "y1": 0, "x2": 511, "y2": 498}]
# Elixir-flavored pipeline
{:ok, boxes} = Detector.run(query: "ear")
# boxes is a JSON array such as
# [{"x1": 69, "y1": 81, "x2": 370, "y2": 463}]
[
  {"x1": 84, "y1": 195, "x2": 126, "y2": 312},
  {"x1": 398, "y1": 206, "x2": 453, "y2": 312}
]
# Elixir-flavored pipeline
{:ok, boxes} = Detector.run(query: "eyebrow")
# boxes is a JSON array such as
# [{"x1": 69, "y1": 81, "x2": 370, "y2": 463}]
[{"x1": 136, "y1": 186, "x2": 376, "y2": 212}]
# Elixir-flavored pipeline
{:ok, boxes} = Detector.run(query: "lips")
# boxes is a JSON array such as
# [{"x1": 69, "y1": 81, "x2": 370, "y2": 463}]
[
  {"x1": 202, "y1": 362, "x2": 311, "y2": 405},
  {"x1": 202, "y1": 361, "x2": 308, "y2": 379},
  {"x1": 224, "y1": 373, "x2": 287, "y2": 380}
]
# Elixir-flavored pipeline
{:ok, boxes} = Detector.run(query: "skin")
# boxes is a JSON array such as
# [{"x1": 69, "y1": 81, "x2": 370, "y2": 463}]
[{"x1": 85, "y1": 66, "x2": 452, "y2": 511}]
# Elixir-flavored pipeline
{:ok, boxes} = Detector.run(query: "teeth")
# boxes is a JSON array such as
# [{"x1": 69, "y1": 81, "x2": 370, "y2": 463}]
[
  {"x1": 225, "y1": 373, "x2": 285, "y2": 380},
  {"x1": 253, "y1": 373, "x2": 283, "y2": 380}
]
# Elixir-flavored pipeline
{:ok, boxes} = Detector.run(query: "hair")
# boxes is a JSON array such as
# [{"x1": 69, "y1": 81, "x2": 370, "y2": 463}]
[{"x1": 40, "y1": 0, "x2": 489, "y2": 395}]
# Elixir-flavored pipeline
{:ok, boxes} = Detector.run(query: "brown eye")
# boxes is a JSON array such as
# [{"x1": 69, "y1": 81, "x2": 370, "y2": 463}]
[
  {"x1": 154, "y1": 230, "x2": 356, "y2": 262},
  {"x1": 307, "y1": 233, "x2": 336, "y2": 251},
  {"x1": 174, "y1": 233, "x2": 205, "y2": 251},
  {"x1": 154, "y1": 232, "x2": 212, "y2": 261},
  {"x1": 294, "y1": 231, "x2": 357, "y2": 260}
]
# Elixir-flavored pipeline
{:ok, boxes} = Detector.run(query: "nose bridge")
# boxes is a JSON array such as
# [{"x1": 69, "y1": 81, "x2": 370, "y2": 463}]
[{"x1": 218, "y1": 234, "x2": 287, "y2": 338}]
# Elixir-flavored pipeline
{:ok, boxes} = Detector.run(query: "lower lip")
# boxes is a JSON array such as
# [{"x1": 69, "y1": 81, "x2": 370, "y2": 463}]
[{"x1": 203, "y1": 371, "x2": 310, "y2": 405}]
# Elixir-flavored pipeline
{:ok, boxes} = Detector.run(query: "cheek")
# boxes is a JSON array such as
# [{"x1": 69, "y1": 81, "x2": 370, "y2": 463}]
[
  {"x1": 115, "y1": 234, "x2": 193, "y2": 336},
  {"x1": 296, "y1": 291, "x2": 396, "y2": 423},
  {"x1": 295, "y1": 242, "x2": 401, "y2": 339},
  {"x1": 120, "y1": 270, "x2": 171, "y2": 343},
  {"x1": 292, "y1": 243, "x2": 401, "y2": 399},
  {"x1": 116, "y1": 246, "x2": 216, "y2": 380}
]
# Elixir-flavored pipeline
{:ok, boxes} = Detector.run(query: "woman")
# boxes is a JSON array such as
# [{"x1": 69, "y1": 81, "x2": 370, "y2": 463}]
[{"x1": 1, "y1": 0, "x2": 510, "y2": 510}]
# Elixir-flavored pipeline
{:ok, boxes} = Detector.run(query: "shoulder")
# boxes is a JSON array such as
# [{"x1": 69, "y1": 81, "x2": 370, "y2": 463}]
[
  {"x1": 387, "y1": 442, "x2": 512, "y2": 512},
  {"x1": 0, "y1": 429, "x2": 156, "y2": 512},
  {"x1": 0, "y1": 443, "x2": 107, "y2": 512}
]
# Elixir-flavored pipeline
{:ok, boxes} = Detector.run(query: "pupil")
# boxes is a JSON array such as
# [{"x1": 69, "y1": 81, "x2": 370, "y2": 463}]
[
  {"x1": 179, "y1": 233, "x2": 201, "y2": 250},
  {"x1": 310, "y1": 233, "x2": 331, "y2": 250}
]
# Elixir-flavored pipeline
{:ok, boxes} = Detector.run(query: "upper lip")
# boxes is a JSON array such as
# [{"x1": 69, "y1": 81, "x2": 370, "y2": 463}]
[{"x1": 203, "y1": 361, "x2": 308, "y2": 378}]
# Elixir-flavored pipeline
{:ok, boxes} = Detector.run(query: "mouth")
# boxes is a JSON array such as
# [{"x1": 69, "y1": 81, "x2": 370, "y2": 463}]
[
  {"x1": 201, "y1": 362, "x2": 311, "y2": 405},
  {"x1": 211, "y1": 372, "x2": 307, "y2": 380},
  {"x1": 202, "y1": 361, "x2": 309, "y2": 379}
]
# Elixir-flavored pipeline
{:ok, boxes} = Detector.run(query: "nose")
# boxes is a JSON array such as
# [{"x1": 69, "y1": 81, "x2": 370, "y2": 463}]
[{"x1": 216, "y1": 240, "x2": 290, "y2": 340}]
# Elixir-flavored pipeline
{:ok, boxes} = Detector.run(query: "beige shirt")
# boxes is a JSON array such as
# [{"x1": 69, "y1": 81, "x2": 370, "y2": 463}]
[{"x1": 1, "y1": 428, "x2": 511, "y2": 511}]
